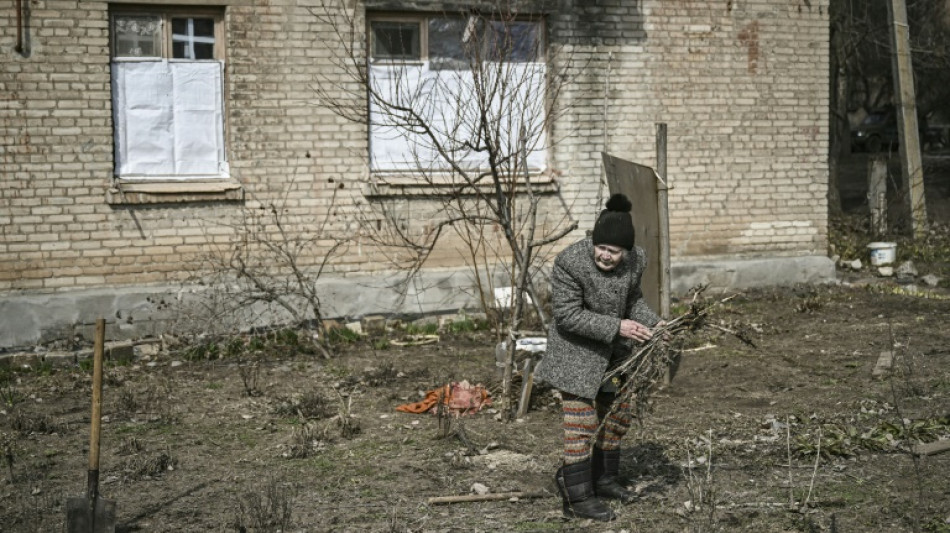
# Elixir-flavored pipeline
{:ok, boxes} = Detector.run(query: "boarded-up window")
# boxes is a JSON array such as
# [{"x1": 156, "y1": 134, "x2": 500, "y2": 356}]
[
  {"x1": 367, "y1": 14, "x2": 547, "y2": 173},
  {"x1": 110, "y1": 8, "x2": 228, "y2": 180}
]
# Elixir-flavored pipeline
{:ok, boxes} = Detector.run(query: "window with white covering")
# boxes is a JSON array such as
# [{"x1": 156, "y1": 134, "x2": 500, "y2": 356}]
[
  {"x1": 367, "y1": 14, "x2": 547, "y2": 175},
  {"x1": 110, "y1": 7, "x2": 228, "y2": 180}
]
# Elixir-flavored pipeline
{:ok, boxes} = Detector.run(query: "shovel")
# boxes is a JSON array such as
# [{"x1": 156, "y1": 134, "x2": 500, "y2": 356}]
[{"x1": 66, "y1": 318, "x2": 117, "y2": 533}]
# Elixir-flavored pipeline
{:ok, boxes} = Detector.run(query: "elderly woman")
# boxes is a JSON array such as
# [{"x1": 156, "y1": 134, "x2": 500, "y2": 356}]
[{"x1": 535, "y1": 193, "x2": 664, "y2": 522}]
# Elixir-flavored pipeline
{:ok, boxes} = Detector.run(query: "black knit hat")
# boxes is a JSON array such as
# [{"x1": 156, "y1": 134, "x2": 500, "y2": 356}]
[{"x1": 592, "y1": 193, "x2": 635, "y2": 251}]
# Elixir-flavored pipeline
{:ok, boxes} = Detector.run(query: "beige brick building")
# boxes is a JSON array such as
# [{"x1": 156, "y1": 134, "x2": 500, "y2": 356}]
[{"x1": 0, "y1": 0, "x2": 833, "y2": 348}]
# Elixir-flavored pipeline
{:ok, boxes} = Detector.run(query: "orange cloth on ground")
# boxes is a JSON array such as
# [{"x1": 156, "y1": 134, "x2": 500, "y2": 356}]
[{"x1": 395, "y1": 381, "x2": 492, "y2": 416}]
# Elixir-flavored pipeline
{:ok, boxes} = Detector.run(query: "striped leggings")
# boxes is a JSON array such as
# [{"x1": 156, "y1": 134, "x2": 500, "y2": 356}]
[{"x1": 562, "y1": 390, "x2": 635, "y2": 464}]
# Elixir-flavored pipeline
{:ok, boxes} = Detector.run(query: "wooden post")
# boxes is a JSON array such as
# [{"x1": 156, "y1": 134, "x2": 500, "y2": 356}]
[
  {"x1": 868, "y1": 155, "x2": 888, "y2": 236},
  {"x1": 656, "y1": 124, "x2": 673, "y2": 386},
  {"x1": 655, "y1": 124, "x2": 671, "y2": 319},
  {"x1": 887, "y1": 0, "x2": 927, "y2": 238}
]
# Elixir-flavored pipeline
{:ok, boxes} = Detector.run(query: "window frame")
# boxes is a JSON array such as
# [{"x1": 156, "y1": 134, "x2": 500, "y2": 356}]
[
  {"x1": 365, "y1": 12, "x2": 553, "y2": 194},
  {"x1": 368, "y1": 17, "x2": 425, "y2": 63},
  {"x1": 367, "y1": 13, "x2": 545, "y2": 65},
  {"x1": 107, "y1": 5, "x2": 238, "y2": 204},
  {"x1": 110, "y1": 7, "x2": 226, "y2": 62}
]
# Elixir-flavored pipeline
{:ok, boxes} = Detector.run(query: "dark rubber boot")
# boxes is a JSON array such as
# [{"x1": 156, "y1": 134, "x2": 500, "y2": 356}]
[
  {"x1": 592, "y1": 447, "x2": 637, "y2": 504},
  {"x1": 555, "y1": 462, "x2": 616, "y2": 521}
]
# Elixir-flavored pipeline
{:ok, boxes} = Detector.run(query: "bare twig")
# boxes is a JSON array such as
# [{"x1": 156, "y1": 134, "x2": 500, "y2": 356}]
[
  {"x1": 595, "y1": 291, "x2": 746, "y2": 430},
  {"x1": 426, "y1": 491, "x2": 545, "y2": 505}
]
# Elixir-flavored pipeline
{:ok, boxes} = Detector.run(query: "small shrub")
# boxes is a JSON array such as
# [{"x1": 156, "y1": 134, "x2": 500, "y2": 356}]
[
  {"x1": 117, "y1": 436, "x2": 144, "y2": 456},
  {"x1": 233, "y1": 478, "x2": 296, "y2": 533},
  {"x1": 225, "y1": 337, "x2": 247, "y2": 358},
  {"x1": 9, "y1": 412, "x2": 60, "y2": 436},
  {"x1": 123, "y1": 451, "x2": 177, "y2": 481},
  {"x1": 285, "y1": 423, "x2": 321, "y2": 459},
  {"x1": 238, "y1": 360, "x2": 262, "y2": 397},
  {"x1": 274, "y1": 390, "x2": 334, "y2": 420},
  {"x1": 444, "y1": 316, "x2": 485, "y2": 334}
]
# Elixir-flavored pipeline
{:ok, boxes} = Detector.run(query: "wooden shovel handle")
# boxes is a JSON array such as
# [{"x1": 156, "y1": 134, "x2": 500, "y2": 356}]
[{"x1": 88, "y1": 319, "x2": 105, "y2": 481}]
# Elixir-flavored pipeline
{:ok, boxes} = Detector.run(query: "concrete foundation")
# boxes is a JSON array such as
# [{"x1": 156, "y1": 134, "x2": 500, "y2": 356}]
[{"x1": 0, "y1": 255, "x2": 835, "y2": 350}]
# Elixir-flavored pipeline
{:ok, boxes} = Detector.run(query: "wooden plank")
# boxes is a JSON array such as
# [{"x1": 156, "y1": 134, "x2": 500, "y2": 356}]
[{"x1": 602, "y1": 152, "x2": 662, "y2": 313}]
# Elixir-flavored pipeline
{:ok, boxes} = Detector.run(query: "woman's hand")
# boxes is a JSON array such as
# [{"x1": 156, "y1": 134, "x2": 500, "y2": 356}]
[{"x1": 619, "y1": 319, "x2": 653, "y2": 342}]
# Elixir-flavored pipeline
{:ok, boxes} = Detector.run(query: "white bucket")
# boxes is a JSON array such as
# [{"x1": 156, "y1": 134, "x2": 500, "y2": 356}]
[{"x1": 867, "y1": 242, "x2": 897, "y2": 266}]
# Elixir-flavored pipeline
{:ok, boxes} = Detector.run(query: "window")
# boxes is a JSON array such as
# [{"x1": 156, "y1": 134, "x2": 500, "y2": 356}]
[
  {"x1": 110, "y1": 7, "x2": 228, "y2": 181},
  {"x1": 367, "y1": 14, "x2": 546, "y2": 174}
]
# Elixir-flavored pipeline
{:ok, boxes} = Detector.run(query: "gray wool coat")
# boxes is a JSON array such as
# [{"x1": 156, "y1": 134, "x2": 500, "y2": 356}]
[{"x1": 534, "y1": 237, "x2": 661, "y2": 400}]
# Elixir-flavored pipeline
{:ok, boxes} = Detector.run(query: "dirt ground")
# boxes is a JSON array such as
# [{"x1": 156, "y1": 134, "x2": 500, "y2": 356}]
[{"x1": 2, "y1": 152, "x2": 950, "y2": 533}]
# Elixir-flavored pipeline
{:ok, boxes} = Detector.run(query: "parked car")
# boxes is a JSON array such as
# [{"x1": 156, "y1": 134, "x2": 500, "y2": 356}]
[
  {"x1": 851, "y1": 108, "x2": 946, "y2": 152},
  {"x1": 851, "y1": 109, "x2": 899, "y2": 152}
]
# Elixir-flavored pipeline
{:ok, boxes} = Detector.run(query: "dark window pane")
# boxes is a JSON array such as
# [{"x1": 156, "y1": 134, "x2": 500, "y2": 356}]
[
  {"x1": 172, "y1": 17, "x2": 216, "y2": 59},
  {"x1": 371, "y1": 21, "x2": 420, "y2": 60},
  {"x1": 487, "y1": 21, "x2": 540, "y2": 62},
  {"x1": 428, "y1": 18, "x2": 466, "y2": 61}
]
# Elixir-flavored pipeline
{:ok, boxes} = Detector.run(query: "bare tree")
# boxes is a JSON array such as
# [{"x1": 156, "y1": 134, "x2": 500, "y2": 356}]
[
  {"x1": 830, "y1": 0, "x2": 950, "y2": 229},
  {"x1": 312, "y1": 0, "x2": 579, "y2": 417},
  {"x1": 173, "y1": 170, "x2": 347, "y2": 359}
]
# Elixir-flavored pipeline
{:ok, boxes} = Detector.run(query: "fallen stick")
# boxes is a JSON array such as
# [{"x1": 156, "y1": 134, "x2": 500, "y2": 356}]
[
  {"x1": 912, "y1": 439, "x2": 950, "y2": 457},
  {"x1": 427, "y1": 491, "x2": 546, "y2": 505}
]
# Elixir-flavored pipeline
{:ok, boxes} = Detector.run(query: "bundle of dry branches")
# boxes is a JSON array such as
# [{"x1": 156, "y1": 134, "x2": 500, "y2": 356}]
[{"x1": 597, "y1": 291, "x2": 756, "y2": 428}]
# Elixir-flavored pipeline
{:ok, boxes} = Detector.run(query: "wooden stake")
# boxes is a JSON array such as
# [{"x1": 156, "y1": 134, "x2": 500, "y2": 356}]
[{"x1": 516, "y1": 358, "x2": 534, "y2": 418}]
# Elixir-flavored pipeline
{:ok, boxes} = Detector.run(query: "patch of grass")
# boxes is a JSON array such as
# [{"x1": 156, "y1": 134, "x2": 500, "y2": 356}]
[
  {"x1": 304, "y1": 455, "x2": 336, "y2": 474},
  {"x1": 819, "y1": 480, "x2": 872, "y2": 506},
  {"x1": 122, "y1": 451, "x2": 177, "y2": 481},
  {"x1": 31, "y1": 361, "x2": 54, "y2": 376},
  {"x1": 443, "y1": 315, "x2": 488, "y2": 334},
  {"x1": 923, "y1": 516, "x2": 950, "y2": 533},
  {"x1": 225, "y1": 337, "x2": 246, "y2": 358},
  {"x1": 512, "y1": 522, "x2": 563, "y2": 531},
  {"x1": 0, "y1": 383, "x2": 25, "y2": 408},
  {"x1": 9, "y1": 412, "x2": 61, "y2": 436},
  {"x1": 322, "y1": 363, "x2": 350, "y2": 379},
  {"x1": 371, "y1": 338, "x2": 390, "y2": 350},
  {"x1": 237, "y1": 430, "x2": 257, "y2": 448},
  {"x1": 325, "y1": 327, "x2": 361, "y2": 345},
  {"x1": 114, "y1": 422, "x2": 150, "y2": 436},
  {"x1": 185, "y1": 341, "x2": 221, "y2": 361},
  {"x1": 405, "y1": 322, "x2": 439, "y2": 335}
]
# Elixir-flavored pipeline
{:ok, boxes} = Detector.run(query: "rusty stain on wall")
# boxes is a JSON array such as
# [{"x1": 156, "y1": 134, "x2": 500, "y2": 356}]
[{"x1": 737, "y1": 20, "x2": 759, "y2": 74}]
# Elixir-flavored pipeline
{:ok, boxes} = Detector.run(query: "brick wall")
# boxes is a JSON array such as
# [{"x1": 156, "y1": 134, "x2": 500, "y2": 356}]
[
  {"x1": 550, "y1": 0, "x2": 830, "y2": 259},
  {"x1": 1, "y1": 0, "x2": 829, "y2": 296}
]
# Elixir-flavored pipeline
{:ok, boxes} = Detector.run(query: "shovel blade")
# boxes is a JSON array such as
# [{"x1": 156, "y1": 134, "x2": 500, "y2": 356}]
[{"x1": 66, "y1": 495, "x2": 116, "y2": 533}]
